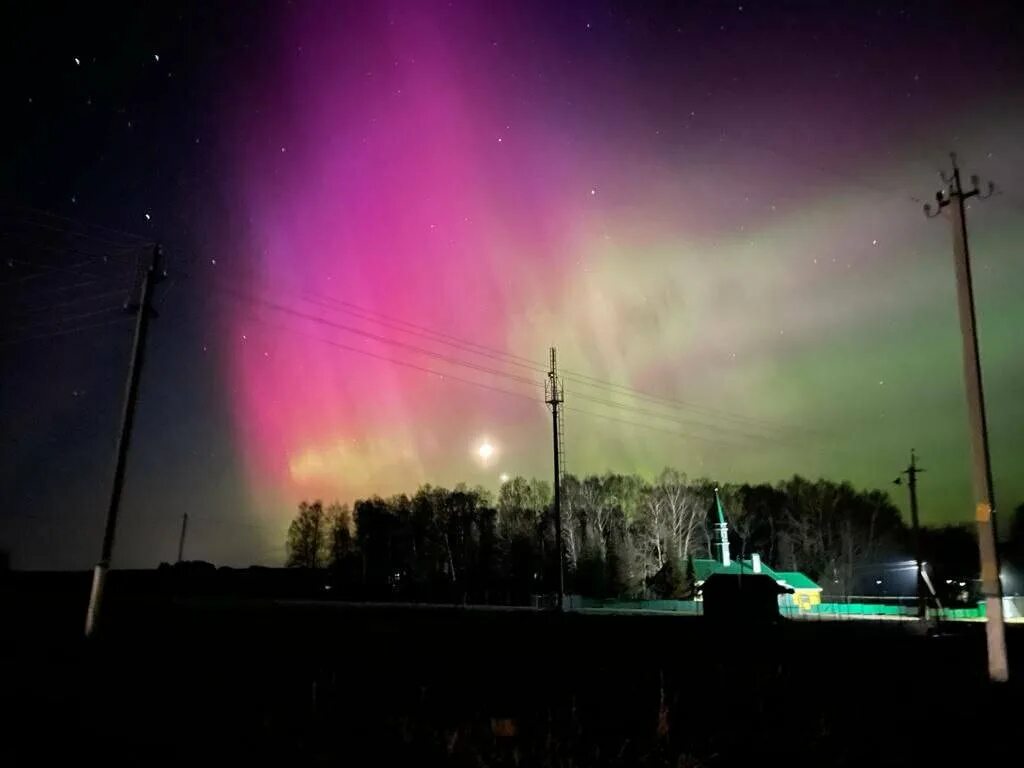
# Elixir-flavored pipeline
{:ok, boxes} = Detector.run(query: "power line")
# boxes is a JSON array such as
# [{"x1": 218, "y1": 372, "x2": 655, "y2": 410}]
[
  {"x1": 562, "y1": 372, "x2": 807, "y2": 435},
  {"x1": 214, "y1": 285, "x2": 810, "y2": 445},
  {"x1": 562, "y1": 406, "x2": 740, "y2": 449},
  {"x1": 304, "y1": 287, "x2": 804, "y2": 434},
  {"x1": 215, "y1": 292, "x2": 792, "y2": 453},
  {"x1": 216, "y1": 308, "x2": 752, "y2": 451},
  {"x1": 0, "y1": 234, "x2": 143, "y2": 268},
  {"x1": 298, "y1": 292, "x2": 803, "y2": 438},
  {"x1": 7, "y1": 287, "x2": 133, "y2": 318},
  {"x1": 569, "y1": 390, "x2": 793, "y2": 445},
  {"x1": 3, "y1": 304, "x2": 128, "y2": 336},
  {"x1": 212, "y1": 286, "x2": 544, "y2": 388},
  {"x1": 1, "y1": 255, "x2": 126, "y2": 284},
  {"x1": 7, "y1": 275, "x2": 132, "y2": 300},
  {"x1": 286, "y1": 284, "x2": 803, "y2": 433},
  {"x1": 0, "y1": 314, "x2": 133, "y2": 348},
  {"x1": 185, "y1": 258, "x2": 810, "y2": 435},
  {"x1": 298, "y1": 291, "x2": 548, "y2": 374},
  {"x1": 247, "y1": 317, "x2": 541, "y2": 404},
  {"x1": 0, "y1": 204, "x2": 152, "y2": 246}
]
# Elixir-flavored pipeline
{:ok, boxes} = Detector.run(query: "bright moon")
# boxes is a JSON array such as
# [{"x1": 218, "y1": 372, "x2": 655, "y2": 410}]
[{"x1": 477, "y1": 440, "x2": 495, "y2": 464}]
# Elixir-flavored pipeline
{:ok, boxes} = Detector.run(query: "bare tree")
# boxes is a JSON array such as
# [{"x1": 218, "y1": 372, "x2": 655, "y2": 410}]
[
  {"x1": 560, "y1": 475, "x2": 584, "y2": 570},
  {"x1": 654, "y1": 468, "x2": 705, "y2": 561},
  {"x1": 638, "y1": 484, "x2": 668, "y2": 573},
  {"x1": 325, "y1": 502, "x2": 354, "y2": 568},
  {"x1": 286, "y1": 500, "x2": 327, "y2": 568}
]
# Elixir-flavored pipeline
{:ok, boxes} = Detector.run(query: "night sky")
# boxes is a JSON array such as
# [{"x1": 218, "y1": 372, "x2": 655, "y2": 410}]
[{"x1": 2, "y1": 1, "x2": 1023, "y2": 570}]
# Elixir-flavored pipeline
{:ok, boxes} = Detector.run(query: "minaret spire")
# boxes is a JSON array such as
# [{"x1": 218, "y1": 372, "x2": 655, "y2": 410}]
[{"x1": 713, "y1": 487, "x2": 731, "y2": 566}]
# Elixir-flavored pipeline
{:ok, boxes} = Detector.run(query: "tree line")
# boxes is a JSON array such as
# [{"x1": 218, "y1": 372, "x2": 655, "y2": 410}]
[{"x1": 285, "y1": 470, "x2": 912, "y2": 602}]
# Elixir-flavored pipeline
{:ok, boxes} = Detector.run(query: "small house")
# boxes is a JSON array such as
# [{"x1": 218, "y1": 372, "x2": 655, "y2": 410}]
[
  {"x1": 692, "y1": 489, "x2": 822, "y2": 613},
  {"x1": 701, "y1": 572, "x2": 793, "y2": 621},
  {"x1": 775, "y1": 571, "x2": 823, "y2": 610}
]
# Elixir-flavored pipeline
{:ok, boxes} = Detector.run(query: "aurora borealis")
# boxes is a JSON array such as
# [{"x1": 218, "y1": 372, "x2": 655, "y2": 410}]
[{"x1": 2, "y1": 1, "x2": 1023, "y2": 569}]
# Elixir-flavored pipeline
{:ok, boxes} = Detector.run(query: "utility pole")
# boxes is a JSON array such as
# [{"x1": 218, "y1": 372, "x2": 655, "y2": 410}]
[
  {"x1": 894, "y1": 450, "x2": 925, "y2": 619},
  {"x1": 925, "y1": 153, "x2": 1008, "y2": 681},
  {"x1": 545, "y1": 347, "x2": 566, "y2": 610},
  {"x1": 176, "y1": 512, "x2": 189, "y2": 563},
  {"x1": 85, "y1": 244, "x2": 163, "y2": 638}
]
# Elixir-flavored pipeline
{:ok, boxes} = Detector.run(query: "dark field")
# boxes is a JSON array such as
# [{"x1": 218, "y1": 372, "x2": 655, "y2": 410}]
[{"x1": 2, "y1": 572, "x2": 1021, "y2": 767}]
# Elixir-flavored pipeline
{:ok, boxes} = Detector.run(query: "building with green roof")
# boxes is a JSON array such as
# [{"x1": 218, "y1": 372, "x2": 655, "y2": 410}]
[{"x1": 692, "y1": 489, "x2": 823, "y2": 611}]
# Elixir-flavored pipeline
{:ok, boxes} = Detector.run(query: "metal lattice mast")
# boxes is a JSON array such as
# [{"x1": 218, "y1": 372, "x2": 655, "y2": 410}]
[{"x1": 545, "y1": 347, "x2": 566, "y2": 609}]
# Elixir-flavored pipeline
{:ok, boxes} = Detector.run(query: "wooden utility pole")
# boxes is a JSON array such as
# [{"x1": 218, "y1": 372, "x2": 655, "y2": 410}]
[
  {"x1": 85, "y1": 244, "x2": 163, "y2": 638},
  {"x1": 176, "y1": 512, "x2": 189, "y2": 563},
  {"x1": 895, "y1": 450, "x2": 925, "y2": 618},
  {"x1": 545, "y1": 347, "x2": 565, "y2": 610},
  {"x1": 925, "y1": 153, "x2": 1008, "y2": 681}
]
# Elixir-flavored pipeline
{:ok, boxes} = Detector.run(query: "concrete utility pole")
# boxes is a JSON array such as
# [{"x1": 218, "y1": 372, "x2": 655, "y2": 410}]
[
  {"x1": 545, "y1": 347, "x2": 566, "y2": 610},
  {"x1": 85, "y1": 244, "x2": 163, "y2": 638},
  {"x1": 894, "y1": 450, "x2": 925, "y2": 618},
  {"x1": 176, "y1": 512, "x2": 189, "y2": 563},
  {"x1": 925, "y1": 153, "x2": 1008, "y2": 682}
]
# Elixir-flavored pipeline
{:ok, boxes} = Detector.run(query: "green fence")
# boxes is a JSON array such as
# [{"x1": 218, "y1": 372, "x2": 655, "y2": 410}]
[{"x1": 579, "y1": 597, "x2": 987, "y2": 620}]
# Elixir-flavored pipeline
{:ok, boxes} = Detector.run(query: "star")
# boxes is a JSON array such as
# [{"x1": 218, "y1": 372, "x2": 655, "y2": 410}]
[
  {"x1": 144, "y1": 212, "x2": 151, "y2": 221},
  {"x1": 871, "y1": 239, "x2": 879, "y2": 246},
  {"x1": 154, "y1": 53, "x2": 160, "y2": 62},
  {"x1": 74, "y1": 57, "x2": 80, "y2": 66}
]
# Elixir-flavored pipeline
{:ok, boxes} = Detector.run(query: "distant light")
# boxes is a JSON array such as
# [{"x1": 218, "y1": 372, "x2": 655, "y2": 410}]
[
  {"x1": 499, "y1": 473, "x2": 510, "y2": 483},
  {"x1": 958, "y1": 581, "x2": 966, "y2": 587},
  {"x1": 74, "y1": 57, "x2": 81, "y2": 66},
  {"x1": 875, "y1": 579, "x2": 883, "y2": 585},
  {"x1": 154, "y1": 53, "x2": 160, "y2": 62}
]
